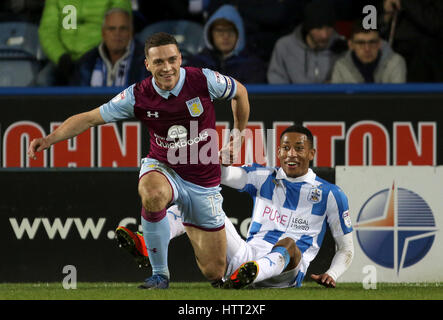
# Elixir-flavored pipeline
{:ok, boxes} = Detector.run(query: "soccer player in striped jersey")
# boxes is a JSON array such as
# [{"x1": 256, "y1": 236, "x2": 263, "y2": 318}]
[
  {"x1": 117, "y1": 125, "x2": 354, "y2": 288},
  {"x1": 220, "y1": 125, "x2": 354, "y2": 288}
]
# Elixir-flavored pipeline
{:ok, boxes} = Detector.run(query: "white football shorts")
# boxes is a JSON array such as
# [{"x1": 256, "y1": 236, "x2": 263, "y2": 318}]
[{"x1": 224, "y1": 216, "x2": 305, "y2": 288}]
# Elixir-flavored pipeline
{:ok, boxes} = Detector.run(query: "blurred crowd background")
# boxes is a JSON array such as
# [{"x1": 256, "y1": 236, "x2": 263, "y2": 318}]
[{"x1": 0, "y1": 0, "x2": 442, "y2": 87}]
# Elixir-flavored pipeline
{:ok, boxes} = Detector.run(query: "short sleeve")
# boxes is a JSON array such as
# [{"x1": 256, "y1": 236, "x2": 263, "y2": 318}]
[
  {"x1": 202, "y1": 68, "x2": 237, "y2": 100},
  {"x1": 99, "y1": 84, "x2": 136, "y2": 123}
]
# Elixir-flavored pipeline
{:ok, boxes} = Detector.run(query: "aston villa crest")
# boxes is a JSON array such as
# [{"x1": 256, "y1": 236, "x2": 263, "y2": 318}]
[{"x1": 186, "y1": 97, "x2": 204, "y2": 117}]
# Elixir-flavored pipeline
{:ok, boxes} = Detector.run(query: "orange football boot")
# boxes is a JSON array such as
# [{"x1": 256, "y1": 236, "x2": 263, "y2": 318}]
[
  {"x1": 115, "y1": 226, "x2": 150, "y2": 269},
  {"x1": 223, "y1": 261, "x2": 259, "y2": 289}
]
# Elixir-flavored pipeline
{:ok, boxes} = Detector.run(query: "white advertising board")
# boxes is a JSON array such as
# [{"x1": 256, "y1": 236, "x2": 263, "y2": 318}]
[{"x1": 336, "y1": 166, "x2": 441, "y2": 283}]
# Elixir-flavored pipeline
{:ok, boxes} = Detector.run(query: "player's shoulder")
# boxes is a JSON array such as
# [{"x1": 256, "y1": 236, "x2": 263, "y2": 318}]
[
  {"x1": 107, "y1": 83, "x2": 136, "y2": 105},
  {"x1": 184, "y1": 66, "x2": 215, "y2": 86},
  {"x1": 183, "y1": 66, "x2": 205, "y2": 78},
  {"x1": 198, "y1": 67, "x2": 229, "y2": 83},
  {"x1": 133, "y1": 76, "x2": 153, "y2": 93},
  {"x1": 184, "y1": 66, "x2": 202, "y2": 72},
  {"x1": 314, "y1": 175, "x2": 347, "y2": 197}
]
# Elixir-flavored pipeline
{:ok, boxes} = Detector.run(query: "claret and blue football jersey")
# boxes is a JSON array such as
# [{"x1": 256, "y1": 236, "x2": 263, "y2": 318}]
[{"x1": 99, "y1": 67, "x2": 237, "y2": 187}]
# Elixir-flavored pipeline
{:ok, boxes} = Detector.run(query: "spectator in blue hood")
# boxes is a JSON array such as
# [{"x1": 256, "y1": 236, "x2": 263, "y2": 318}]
[{"x1": 186, "y1": 4, "x2": 267, "y2": 84}]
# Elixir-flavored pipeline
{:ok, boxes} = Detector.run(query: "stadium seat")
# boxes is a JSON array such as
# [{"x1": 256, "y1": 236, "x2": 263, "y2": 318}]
[
  {"x1": 0, "y1": 22, "x2": 44, "y2": 86},
  {"x1": 0, "y1": 60, "x2": 41, "y2": 86},
  {"x1": 135, "y1": 20, "x2": 205, "y2": 65}
]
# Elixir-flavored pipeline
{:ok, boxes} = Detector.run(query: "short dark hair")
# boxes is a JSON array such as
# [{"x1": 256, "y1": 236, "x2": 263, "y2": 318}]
[
  {"x1": 144, "y1": 32, "x2": 179, "y2": 56},
  {"x1": 349, "y1": 19, "x2": 379, "y2": 39},
  {"x1": 280, "y1": 125, "x2": 314, "y2": 148}
]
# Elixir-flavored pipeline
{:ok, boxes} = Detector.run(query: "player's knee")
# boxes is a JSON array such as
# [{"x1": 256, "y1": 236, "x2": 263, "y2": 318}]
[
  {"x1": 198, "y1": 254, "x2": 226, "y2": 281},
  {"x1": 138, "y1": 184, "x2": 169, "y2": 212},
  {"x1": 286, "y1": 239, "x2": 301, "y2": 263},
  {"x1": 201, "y1": 261, "x2": 226, "y2": 281},
  {"x1": 275, "y1": 237, "x2": 295, "y2": 251},
  {"x1": 275, "y1": 237, "x2": 301, "y2": 267}
]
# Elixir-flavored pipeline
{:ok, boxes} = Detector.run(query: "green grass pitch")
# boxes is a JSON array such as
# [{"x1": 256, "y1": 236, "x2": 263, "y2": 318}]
[{"x1": 1, "y1": 282, "x2": 442, "y2": 300}]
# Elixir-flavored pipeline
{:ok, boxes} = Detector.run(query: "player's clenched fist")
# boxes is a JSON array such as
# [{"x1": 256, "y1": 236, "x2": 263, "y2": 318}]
[{"x1": 27, "y1": 137, "x2": 50, "y2": 160}]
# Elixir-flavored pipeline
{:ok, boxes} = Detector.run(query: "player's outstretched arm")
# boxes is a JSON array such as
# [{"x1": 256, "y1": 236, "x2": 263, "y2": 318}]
[
  {"x1": 231, "y1": 80, "x2": 250, "y2": 134},
  {"x1": 221, "y1": 80, "x2": 250, "y2": 165},
  {"x1": 220, "y1": 165, "x2": 247, "y2": 190},
  {"x1": 28, "y1": 107, "x2": 105, "y2": 159},
  {"x1": 311, "y1": 232, "x2": 354, "y2": 288}
]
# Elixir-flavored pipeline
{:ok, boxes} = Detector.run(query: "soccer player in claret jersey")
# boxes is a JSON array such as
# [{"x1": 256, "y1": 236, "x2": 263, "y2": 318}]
[
  {"x1": 28, "y1": 32, "x2": 250, "y2": 289},
  {"x1": 117, "y1": 125, "x2": 355, "y2": 288}
]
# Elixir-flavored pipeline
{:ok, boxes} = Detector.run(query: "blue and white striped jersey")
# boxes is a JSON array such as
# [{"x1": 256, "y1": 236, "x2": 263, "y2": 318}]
[{"x1": 238, "y1": 164, "x2": 353, "y2": 279}]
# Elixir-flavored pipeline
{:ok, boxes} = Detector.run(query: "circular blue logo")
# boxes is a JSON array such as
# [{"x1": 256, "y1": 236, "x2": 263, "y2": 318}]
[{"x1": 356, "y1": 183, "x2": 437, "y2": 273}]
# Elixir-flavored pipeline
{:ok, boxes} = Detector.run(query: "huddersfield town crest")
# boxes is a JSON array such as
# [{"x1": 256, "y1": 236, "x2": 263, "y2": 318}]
[
  {"x1": 186, "y1": 97, "x2": 204, "y2": 117},
  {"x1": 307, "y1": 186, "x2": 322, "y2": 203}
]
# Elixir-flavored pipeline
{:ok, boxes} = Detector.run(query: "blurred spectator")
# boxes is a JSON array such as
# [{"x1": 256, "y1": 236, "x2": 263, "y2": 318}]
[
  {"x1": 329, "y1": 0, "x2": 383, "y2": 38},
  {"x1": 331, "y1": 20, "x2": 406, "y2": 83},
  {"x1": 72, "y1": 8, "x2": 148, "y2": 87},
  {"x1": 132, "y1": 0, "x2": 209, "y2": 33},
  {"x1": 207, "y1": 0, "x2": 305, "y2": 65},
  {"x1": 380, "y1": 0, "x2": 443, "y2": 82},
  {"x1": 0, "y1": 0, "x2": 44, "y2": 24},
  {"x1": 186, "y1": 4, "x2": 266, "y2": 84},
  {"x1": 37, "y1": 0, "x2": 132, "y2": 85},
  {"x1": 267, "y1": 0, "x2": 347, "y2": 84}
]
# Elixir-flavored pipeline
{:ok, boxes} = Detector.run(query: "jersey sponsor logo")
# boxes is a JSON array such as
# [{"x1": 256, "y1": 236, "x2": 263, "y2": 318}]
[
  {"x1": 167, "y1": 125, "x2": 187, "y2": 140},
  {"x1": 258, "y1": 202, "x2": 312, "y2": 232},
  {"x1": 288, "y1": 216, "x2": 310, "y2": 231},
  {"x1": 155, "y1": 124, "x2": 209, "y2": 149},
  {"x1": 261, "y1": 205, "x2": 289, "y2": 227},
  {"x1": 307, "y1": 186, "x2": 322, "y2": 203},
  {"x1": 186, "y1": 97, "x2": 204, "y2": 117}
]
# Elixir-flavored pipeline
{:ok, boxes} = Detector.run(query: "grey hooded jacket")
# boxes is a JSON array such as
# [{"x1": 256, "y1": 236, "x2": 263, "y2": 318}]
[
  {"x1": 267, "y1": 25, "x2": 342, "y2": 84},
  {"x1": 331, "y1": 41, "x2": 407, "y2": 83}
]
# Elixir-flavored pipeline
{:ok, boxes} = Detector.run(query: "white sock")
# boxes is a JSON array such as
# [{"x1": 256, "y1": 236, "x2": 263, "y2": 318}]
[{"x1": 254, "y1": 247, "x2": 290, "y2": 283}]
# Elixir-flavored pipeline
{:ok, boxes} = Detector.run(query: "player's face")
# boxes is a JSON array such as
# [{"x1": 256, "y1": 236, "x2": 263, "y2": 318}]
[
  {"x1": 145, "y1": 44, "x2": 182, "y2": 91},
  {"x1": 278, "y1": 132, "x2": 315, "y2": 178}
]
